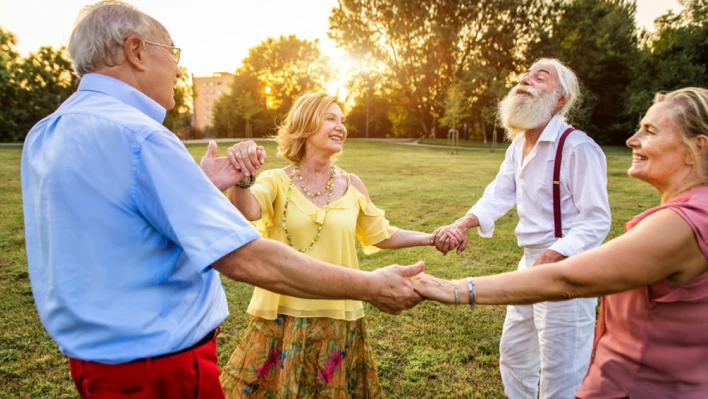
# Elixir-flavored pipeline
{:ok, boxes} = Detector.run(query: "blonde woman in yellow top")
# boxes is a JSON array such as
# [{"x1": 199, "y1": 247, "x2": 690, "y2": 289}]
[{"x1": 220, "y1": 92, "x2": 434, "y2": 398}]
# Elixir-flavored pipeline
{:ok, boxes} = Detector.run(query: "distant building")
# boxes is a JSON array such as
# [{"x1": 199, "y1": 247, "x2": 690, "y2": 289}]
[{"x1": 192, "y1": 72, "x2": 233, "y2": 132}]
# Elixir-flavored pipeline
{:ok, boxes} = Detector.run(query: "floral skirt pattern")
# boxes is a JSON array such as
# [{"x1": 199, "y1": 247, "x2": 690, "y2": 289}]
[{"x1": 220, "y1": 315, "x2": 385, "y2": 399}]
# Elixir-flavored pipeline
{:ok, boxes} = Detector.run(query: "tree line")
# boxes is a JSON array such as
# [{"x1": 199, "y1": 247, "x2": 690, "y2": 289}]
[
  {"x1": 1, "y1": 0, "x2": 706, "y2": 144},
  {"x1": 0, "y1": 29, "x2": 191, "y2": 142}
]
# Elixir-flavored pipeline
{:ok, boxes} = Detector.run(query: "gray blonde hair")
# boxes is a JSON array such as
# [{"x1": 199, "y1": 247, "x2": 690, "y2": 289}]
[
  {"x1": 531, "y1": 58, "x2": 581, "y2": 118},
  {"x1": 275, "y1": 93, "x2": 341, "y2": 163},
  {"x1": 68, "y1": 0, "x2": 165, "y2": 77},
  {"x1": 655, "y1": 87, "x2": 708, "y2": 174}
]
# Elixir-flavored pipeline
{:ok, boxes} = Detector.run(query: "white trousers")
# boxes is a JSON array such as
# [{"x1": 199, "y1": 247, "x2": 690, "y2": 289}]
[{"x1": 499, "y1": 245, "x2": 597, "y2": 399}]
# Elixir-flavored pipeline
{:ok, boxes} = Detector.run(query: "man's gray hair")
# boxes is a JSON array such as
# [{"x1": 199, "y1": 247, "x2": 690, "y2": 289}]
[
  {"x1": 531, "y1": 58, "x2": 581, "y2": 118},
  {"x1": 68, "y1": 1, "x2": 164, "y2": 77}
]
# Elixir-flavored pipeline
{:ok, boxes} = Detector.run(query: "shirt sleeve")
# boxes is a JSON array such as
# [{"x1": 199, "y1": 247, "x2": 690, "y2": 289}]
[
  {"x1": 133, "y1": 130, "x2": 261, "y2": 271},
  {"x1": 549, "y1": 141, "x2": 612, "y2": 256},
  {"x1": 468, "y1": 143, "x2": 518, "y2": 238},
  {"x1": 355, "y1": 195, "x2": 399, "y2": 255}
]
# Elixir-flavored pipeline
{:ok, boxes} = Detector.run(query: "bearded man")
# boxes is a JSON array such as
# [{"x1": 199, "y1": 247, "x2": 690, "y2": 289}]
[{"x1": 433, "y1": 58, "x2": 611, "y2": 399}]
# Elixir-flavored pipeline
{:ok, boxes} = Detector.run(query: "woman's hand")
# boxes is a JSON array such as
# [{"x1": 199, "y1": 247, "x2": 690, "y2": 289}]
[
  {"x1": 226, "y1": 140, "x2": 266, "y2": 178},
  {"x1": 410, "y1": 273, "x2": 456, "y2": 304}
]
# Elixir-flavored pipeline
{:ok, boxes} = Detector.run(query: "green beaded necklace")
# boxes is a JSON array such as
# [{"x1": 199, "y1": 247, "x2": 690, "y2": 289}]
[{"x1": 282, "y1": 163, "x2": 335, "y2": 252}]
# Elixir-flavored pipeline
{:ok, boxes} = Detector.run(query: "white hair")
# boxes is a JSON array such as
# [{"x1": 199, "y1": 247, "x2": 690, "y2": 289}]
[
  {"x1": 68, "y1": 1, "x2": 165, "y2": 77},
  {"x1": 531, "y1": 58, "x2": 581, "y2": 118}
]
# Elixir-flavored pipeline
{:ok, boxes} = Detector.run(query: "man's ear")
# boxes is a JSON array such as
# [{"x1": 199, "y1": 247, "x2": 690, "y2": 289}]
[
  {"x1": 123, "y1": 35, "x2": 147, "y2": 72},
  {"x1": 555, "y1": 94, "x2": 569, "y2": 114}
]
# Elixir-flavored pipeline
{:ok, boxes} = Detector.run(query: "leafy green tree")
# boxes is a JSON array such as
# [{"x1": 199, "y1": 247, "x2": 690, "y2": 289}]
[
  {"x1": 626, "y1": 0, "x2": 708, "y2": 125},
  {"x1": 342, "y1": 70, "x2": 393, "y2": 138},
  {"x1": 213, "y1": 35, "x2": 332, "y2": 137},
  {"x1": 2, "y1": 41, "x2": 78, "y2": 142},
  {"x1": 525, "y1": 0, "x2": 640, "y2": 144},
  {"x1": 164, "y1": 66, "x2": 193, "y2": 137},
  {"x1": 329, "y1": 0, "x2": 547, "y2": 137},
  {"x1": 0, "y1": 28, "x2": 23, "y2": 142},
  {"x1": 242, "y1": 35, "x2": 333, "y2": 115},
  {"x1": 440, "y1": 83, "x2": 471, "y2": 133},
  {"x1": 213, "y1": 70, "x2": 267, "y2": 138}
]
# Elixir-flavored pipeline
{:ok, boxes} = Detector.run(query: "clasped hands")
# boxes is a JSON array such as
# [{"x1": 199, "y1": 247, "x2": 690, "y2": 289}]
[
  {"x1": 431, "y1": 218, "x2": 471, "y2": 256},
  {"x1": 199, "y1": 140, "x2": 266, "y2": 191}
]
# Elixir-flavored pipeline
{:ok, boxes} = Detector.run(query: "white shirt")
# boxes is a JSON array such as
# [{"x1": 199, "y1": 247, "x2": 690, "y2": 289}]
[{"x1": 468, "y1": 115, "x2": 611, "y2": 256}]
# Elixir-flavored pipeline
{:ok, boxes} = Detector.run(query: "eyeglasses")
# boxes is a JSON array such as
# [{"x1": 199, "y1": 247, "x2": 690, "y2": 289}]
[{"x1": 143, "y1": 40, "x2": 181, "y2": 64}]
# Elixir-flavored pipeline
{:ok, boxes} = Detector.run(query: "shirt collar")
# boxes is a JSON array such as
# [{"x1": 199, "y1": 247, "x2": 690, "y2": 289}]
[
  {"x1": 77, "y1": 73, "x2": 167, "y2": 124},
  {"x1": 537, "y1": 114, "x2": 567, "y2": 143}
]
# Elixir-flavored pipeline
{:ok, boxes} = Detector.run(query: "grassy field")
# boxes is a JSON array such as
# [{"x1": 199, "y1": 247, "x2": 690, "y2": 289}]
[{"x1": 0, "y1": 140, "x2": 659, "y2": 398}]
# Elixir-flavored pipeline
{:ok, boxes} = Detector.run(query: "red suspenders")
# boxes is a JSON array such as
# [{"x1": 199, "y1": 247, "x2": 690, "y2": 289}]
[{"x1": 553, "y1": 127, "x2": 576, "y2": 238}]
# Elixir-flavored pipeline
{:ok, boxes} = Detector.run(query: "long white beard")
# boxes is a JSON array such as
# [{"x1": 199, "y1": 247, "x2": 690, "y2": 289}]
[{"x1": 499, "y1": 86, "x2": 561, "y2": 140}]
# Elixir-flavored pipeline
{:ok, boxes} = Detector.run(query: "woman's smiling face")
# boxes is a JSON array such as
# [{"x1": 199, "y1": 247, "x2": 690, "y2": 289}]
[{"x1": 626, "y1": 101, "x2": 691, "y2": 188}]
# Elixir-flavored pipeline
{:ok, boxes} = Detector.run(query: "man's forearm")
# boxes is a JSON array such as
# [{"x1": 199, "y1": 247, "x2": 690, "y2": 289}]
[
  {"x1": 213, "y1": 238, "x2": 372, "y2": 301},
  {"x1": 458, "y1": 213, "x2": 480, "y2": 230}
]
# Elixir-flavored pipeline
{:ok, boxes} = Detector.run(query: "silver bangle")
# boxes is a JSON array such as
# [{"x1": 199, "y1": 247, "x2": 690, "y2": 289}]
[
  {"x1": 466, "y1": 277, "x2": 476, "y2": 313},
  {"x1": 452, "y1": 280, "x2": 460, "y2": 305}
]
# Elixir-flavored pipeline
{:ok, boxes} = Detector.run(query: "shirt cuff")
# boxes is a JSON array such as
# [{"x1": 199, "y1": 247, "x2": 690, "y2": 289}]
[{"x1": 548, "y1": 238, "x2": 579, "y2": 258}]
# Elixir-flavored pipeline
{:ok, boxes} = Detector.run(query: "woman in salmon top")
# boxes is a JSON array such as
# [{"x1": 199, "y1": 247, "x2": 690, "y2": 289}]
[
  {"x1": 413, "y1": 87, "x2": 708, "y2": 399},
  {"x1": 220, "y1": 92, "x2": 434, "y2": 398}
]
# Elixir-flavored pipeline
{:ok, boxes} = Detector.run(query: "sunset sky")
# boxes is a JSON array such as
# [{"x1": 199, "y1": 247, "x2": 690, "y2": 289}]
[{"x1": 0, "y1": 0, "x2": 684, "y2": 81}]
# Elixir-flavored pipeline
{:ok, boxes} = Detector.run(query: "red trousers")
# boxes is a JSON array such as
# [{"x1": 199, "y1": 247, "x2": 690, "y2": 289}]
[{"x1": 69, "y1": 333, "x2": 225, "y2": 399}]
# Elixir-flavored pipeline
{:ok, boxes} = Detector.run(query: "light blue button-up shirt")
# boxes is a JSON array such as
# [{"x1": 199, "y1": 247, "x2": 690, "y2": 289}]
[{"x1": 21, "y1": 73, "x2": 261, "y2": 364}]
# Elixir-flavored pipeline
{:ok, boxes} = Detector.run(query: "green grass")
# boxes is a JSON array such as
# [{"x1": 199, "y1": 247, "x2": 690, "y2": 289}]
[{"x1": 0, "y1": 140, "x2": 658, "y2": 398}]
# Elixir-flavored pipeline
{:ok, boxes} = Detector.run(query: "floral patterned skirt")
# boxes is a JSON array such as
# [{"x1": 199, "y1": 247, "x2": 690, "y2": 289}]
[{"x1": 220, "y1": 315, "x2": 385, "y2": 399}]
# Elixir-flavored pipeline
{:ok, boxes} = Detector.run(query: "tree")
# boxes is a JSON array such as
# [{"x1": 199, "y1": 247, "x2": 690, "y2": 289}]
[
  {"x1": 213, "y1": 35, "x2": 333, "y2": 138},
  {"x1": 440, "y1": 82, "x2": 471, "y2": 134},
  {"x1": 626, "y1": 0, "x2": 708, "y2": 125},
  {"x1": 242, "y1": 35, "x2": 333, "y2": 115},
  {"x1": 0, "y1": 28, "x2": 23, "y2": 142},
  {"x1": 164, "y1": 66, "x2": 193, "y2": 138},
  {"x1": 1, "y1": 39, "x2": 78, "y2": 142},
  {"x1": 329, "y1": 0, "x2": 547, "y2": 137},
  {"x1": 525, "y1": 0, "x2": 640, "y2": 144}
]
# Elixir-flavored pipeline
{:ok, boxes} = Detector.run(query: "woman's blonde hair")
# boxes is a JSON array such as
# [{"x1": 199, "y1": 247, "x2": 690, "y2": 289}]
[
  {"x1": 275, "y1": 92, "x2": 341, "y2": 163},
  {"x1": 655, "y1": 87, "x2": 708, "y2": 174}
]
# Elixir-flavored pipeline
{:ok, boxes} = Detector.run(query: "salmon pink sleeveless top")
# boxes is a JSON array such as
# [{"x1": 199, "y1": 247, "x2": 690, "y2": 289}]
[{"x1": 577, "y1": 187, "x2": 708, "y2": 399}]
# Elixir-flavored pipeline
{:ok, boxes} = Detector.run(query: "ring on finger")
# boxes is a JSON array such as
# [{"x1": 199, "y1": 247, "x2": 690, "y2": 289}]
[{"x1": 235, "y1": 151, "x2": 242, "y2": 159}]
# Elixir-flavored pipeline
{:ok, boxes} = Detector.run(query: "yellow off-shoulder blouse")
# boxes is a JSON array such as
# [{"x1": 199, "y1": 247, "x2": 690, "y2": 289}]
[{"x1": 245, "y1": 168, "x2": 399, "y2": 321}]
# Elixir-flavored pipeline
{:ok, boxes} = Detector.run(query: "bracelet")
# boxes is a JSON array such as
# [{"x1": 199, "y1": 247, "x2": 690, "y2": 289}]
[
  {"x1": 235, "y1": 174, "x2": 256, "y2": 188},
  {"x1": 452, "y1": 280, "x2": 460, "y2": 305},
  {"x1": 466, "y1": 277, "x2": 476, "y2": 313}
]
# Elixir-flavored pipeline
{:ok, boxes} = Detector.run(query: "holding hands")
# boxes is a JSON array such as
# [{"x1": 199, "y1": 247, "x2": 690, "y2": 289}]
[
  {"x1": 432, "y1": 214, "x2": 478, "y2": 255},
  {"x1": 226, "y1": 140, "x2": 267, "y2": 179},
  {"x1": 198, "y1": 140, "x2": 267, "y2": 192}
]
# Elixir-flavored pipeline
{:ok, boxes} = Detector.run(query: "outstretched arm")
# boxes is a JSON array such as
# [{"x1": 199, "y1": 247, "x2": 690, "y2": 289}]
[
  {"x1": 414, "y1": 208, "x2": 708, "y2": 305},
  {"x1": 212, "y1": 237, "x2": 426, "y2": 314},
  {"x1": 350, "y1": 173, "x2": 433, "y2": 249}
]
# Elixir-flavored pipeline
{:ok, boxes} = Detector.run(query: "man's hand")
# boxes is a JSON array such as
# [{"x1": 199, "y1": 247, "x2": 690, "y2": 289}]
[
  {"x1": 532, "y1": 249, "x2": 567, "y2": 267},
  {"x1": 367, "y1": 261, "x2": 425, "y2": 314},
  {"x1": 200, "y1": 140, "x2": 245, "y2": 191}
]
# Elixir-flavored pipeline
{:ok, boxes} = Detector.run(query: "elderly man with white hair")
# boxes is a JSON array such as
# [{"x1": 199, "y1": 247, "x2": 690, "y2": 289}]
[
  {"x1": 434, "y1": 58, "x2": 611, "y2": 398},
  {"x1": 20, "y1": 1, "x2": 425, "y2": 397}
]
